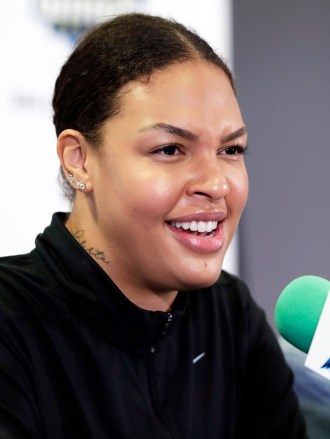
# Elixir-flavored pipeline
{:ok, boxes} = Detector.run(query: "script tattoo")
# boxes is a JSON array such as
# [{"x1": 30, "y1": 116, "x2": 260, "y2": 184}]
[{"x1": 73, "y1": 230, "x2": 109, "y2": 264}]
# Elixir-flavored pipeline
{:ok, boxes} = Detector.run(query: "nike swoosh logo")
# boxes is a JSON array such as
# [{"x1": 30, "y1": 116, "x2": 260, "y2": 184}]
[{"x1": 192, "y1": 352, "x2": 206, "y2": 364}]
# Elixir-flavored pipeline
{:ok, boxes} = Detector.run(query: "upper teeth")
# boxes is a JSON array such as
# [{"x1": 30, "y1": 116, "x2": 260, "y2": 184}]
[{"x1": 171, "y1": 220, "x2": 218, "y2": 233}]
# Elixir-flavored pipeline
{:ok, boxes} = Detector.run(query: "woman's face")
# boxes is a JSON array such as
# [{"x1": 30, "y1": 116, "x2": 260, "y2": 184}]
[{"x1": 85, "y1": 61, "x2": 248, "y2": 302}]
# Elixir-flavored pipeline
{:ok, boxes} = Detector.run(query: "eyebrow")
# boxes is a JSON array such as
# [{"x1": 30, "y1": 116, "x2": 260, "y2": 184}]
[
  {"x1": 139, "y1": 123, "x2": 199, "y2": 141},
  {"x1": 221, "y1": 126, "x2": 247, "y2": 143},
  {"x1": 138, "y1": 123, "x2": 247, "y2": 143}
]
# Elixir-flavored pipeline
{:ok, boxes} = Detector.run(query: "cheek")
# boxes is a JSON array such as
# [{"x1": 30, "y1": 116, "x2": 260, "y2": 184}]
[
  {"x1": 126, "y1": 174, "x2": 181, "y2": 218},
  {"x1": 229, "y1": 168, "x2": 249, "y2": 214}
]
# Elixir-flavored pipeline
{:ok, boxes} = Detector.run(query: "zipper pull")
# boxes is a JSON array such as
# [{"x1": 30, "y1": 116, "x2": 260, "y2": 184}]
[{"x1": 161, "y1": 312, "x2": 173, "y2": 336}]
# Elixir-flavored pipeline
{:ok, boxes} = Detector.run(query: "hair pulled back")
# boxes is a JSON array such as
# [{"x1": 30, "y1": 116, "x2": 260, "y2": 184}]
[{"x1": 53, "y1": 12, "x2": 235, "y2": 199}]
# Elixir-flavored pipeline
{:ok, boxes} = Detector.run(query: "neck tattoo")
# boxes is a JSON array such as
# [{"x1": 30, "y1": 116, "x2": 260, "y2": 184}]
[{"x1": 72, "y1": 230, "x2": 109, "y2": 264}]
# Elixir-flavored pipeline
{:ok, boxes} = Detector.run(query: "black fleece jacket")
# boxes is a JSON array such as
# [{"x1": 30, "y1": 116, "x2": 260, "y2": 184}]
[{"x1": 0, "y1": 213, "x2": 307, "y2": 438}]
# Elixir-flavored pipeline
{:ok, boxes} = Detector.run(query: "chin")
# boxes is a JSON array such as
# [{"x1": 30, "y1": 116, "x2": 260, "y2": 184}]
[{"x1": 177, "y1": 266, "x2": 222, "y2": 291}]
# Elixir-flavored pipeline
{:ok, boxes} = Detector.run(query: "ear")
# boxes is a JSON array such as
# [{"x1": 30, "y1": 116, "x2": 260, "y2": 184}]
[{"x1": 57, "y1": 129, "x2": 93, "y2": 193}]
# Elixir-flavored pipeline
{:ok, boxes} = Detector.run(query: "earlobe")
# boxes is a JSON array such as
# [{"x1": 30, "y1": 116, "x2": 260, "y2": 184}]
[{"x1": 57, "y1": 129, "x2": 92, "y2": 192}]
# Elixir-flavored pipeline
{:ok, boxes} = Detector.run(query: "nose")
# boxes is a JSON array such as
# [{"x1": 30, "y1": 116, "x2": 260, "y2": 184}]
[{"x1": 186, "y1": 159, "x2": 230, "y2": 201}]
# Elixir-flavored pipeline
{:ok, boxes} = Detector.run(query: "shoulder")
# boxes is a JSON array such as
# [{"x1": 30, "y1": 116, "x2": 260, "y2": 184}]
[
  {"x1": 217, "y1": 269, "x2": 250, "y2": 296},
  {"x1": 205, "y1": 270, "x2": 255, "y2": 314},
  {"x1": 188, "y1": 270, "x2": 259, "y2": 324},
  {"x1": 0, "y1": 251, "x2": 57, "y2": 317},
  {"x1": 188, "y1": 271, "x2": 271, "y2": 346},
  {"x1": 0, "y1": 252, "x2": 34, "y2": 292},
  {"x1": 217, "y1": 270, "x2": 269, "y2": 332}
]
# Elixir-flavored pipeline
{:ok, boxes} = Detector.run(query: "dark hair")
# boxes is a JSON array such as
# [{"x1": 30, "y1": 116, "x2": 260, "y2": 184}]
[{"x1": 53, "y1": 12, "x2": 235, "y2": 200}]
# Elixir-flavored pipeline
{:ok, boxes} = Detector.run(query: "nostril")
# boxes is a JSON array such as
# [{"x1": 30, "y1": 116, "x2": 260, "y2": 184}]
[
  {"x1": 186, "y1": 174, "x2": 230, "y2": 200},
  {"x1": 194, "y1": 192, "x2": 209, "y2": 197},
  {"x1": 192, "y1": 191, "x2": 226, "y2": 200}
]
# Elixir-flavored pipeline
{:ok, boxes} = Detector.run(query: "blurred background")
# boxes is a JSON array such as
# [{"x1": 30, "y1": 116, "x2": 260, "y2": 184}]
[
  {"x1": 234, "y1": 0, "x2": 330, "y2": 333},
  {"x1": 1, "y1": 0, "x2": 330, "y2": 435}
]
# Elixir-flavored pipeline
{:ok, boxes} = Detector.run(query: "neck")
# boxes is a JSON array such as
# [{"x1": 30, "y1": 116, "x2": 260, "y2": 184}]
[{"x1": 65, "y1": 211, "x2": 178, "y2": 312}]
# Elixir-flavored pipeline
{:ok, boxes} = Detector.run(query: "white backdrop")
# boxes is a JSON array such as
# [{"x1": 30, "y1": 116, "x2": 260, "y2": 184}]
[{"x1": 0, "y1": 0, "x2": 238, "y2": 274}]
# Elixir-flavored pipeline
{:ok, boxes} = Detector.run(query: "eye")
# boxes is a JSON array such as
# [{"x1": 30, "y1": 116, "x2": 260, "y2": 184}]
[
  {"x1": 224, "y1": 145, "x2": 248, "y2": 156},
  {"x1": 151, "y1": 144, "x2": 182, "y2": 156}
]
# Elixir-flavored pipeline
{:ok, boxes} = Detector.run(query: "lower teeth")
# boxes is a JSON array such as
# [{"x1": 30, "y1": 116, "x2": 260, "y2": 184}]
[{"x1": 186, "y1": 230, "x2": 213, "y2": 237}]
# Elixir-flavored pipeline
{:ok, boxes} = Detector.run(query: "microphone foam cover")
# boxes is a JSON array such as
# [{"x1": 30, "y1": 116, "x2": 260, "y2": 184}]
[{"x1": 274, "y1": 275, "x2": 330, "y2": 353}]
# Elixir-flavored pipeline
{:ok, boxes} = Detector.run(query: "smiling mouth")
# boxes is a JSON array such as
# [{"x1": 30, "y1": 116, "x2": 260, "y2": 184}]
[{"x1": 169, "y1": 220, "x2": 220, "y2": 237}]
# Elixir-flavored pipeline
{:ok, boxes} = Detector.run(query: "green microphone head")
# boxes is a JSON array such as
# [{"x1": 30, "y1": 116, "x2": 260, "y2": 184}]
[{"x1": 274, "y1": 275, "x2": 330, "y2": 353}]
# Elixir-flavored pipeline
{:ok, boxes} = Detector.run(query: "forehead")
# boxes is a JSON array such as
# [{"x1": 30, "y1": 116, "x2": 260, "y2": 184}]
[
  {"x1": 126, "y1": 61, "x2": 231, "y2": 94},
  {"x1": 108, "y1": 61, "x2": 243, "y2": 136}
]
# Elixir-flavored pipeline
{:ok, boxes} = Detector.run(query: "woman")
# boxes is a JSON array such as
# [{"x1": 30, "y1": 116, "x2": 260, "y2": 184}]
[{"x1": 0, "y1": 13, "x2": 307, "y2": 439}]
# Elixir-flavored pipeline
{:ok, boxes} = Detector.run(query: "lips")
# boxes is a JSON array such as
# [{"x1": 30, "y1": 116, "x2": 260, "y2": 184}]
[{"x1": 166, "y1": 212, "x2": 226, "y2": 253}]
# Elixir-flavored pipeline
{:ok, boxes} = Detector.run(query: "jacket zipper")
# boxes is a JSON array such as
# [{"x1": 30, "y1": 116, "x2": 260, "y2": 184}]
[
  {"x1": 161, "y1": 312, "x2": 173, "y2": 336},
  {"x1": 147, "y1": 312, "x2": 174, "y2": 438}
]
